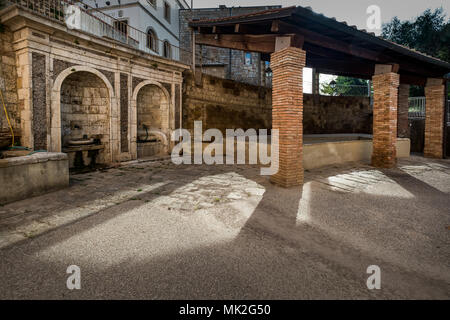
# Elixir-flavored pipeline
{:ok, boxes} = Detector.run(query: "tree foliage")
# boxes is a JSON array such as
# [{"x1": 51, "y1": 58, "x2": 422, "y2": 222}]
[
  {"x1": 321, "y1": 76, "x2": 369, "y2": 96},
  {"x1": 382, "y1": 8, "x2": 450, "y2": 63},
  {"x1": 382, "y1": 8, "x2": 450, "y2": 96}
]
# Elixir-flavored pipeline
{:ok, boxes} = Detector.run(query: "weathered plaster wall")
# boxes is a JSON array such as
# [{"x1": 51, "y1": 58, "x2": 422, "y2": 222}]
[
  {"x1": 0, "y1": 27, "x2": 19, "y2": 145},
  {"x1": 183, "y1": 71, "x2": 373, "y2": 135},
  {"x1": 60, "y1": 71, "x2": 110, "y2": 163}
]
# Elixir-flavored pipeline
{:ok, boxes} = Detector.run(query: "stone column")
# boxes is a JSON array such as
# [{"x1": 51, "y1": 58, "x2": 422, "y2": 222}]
[
  {"x1": 372, "y1": 65, "x2": 400, "y2": 168},
  {"x1": 397, "y1": 84, "x2": 410, "y2": 138},
  {"x1": 424, "y1": 78, "x2": 445, "y2": 158},
  {"x1": 270, "y1": 47, "x2": 306, "y2": 187}
]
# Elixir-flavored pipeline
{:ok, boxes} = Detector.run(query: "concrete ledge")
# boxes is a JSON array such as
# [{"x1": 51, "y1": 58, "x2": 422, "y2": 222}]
[
  {"x1": 0, "y1": 153, "x2": 69, "y2": 205},
  {"x1": 303, "y1": 136, "x2": 410, "y2": 170},
  {"x1": 189, "y1": 134, "x2": 411, "y2": 170}
]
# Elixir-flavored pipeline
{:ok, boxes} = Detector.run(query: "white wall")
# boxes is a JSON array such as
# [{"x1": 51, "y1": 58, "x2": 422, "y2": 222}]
[{"x1": 81, "y1": 0, "x2": 188, "y2": 59}]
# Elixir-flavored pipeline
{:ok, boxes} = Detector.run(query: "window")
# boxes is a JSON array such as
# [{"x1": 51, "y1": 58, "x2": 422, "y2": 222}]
[
  {"x1": 164, "y1": 1, "x2": 171, "y2": 23},
  {"x1": 245, "y1": 52, "x2": 252, "y2": 65},
  {"x1": 163, "y1": 40, "x2": 171, "y2": 58},
  {"x1": 114, "y1": 19, "x2": 128, "y2": 36},
  {"x1": 146, "y1": 29, "x2": 158, "y2": 52}
]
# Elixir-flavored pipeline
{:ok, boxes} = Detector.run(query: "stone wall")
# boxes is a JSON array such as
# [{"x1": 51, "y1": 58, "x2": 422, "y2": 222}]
[
  {"x1": 60, "y1": 71, "x2": 110, "y2": 164},
  {"x1": 0, "y1": 27, "x2": 19, "y2": 146},
  {"x1": 303, "y1": 95, "x2": 372, "y2": 134},
  {"x1": 137, "y1": 84, "x2": 169, "y2": 132},
  {"x1": 183, "y1": 71, "x2": 373, "y2": 135},
  {"x1": 179, "y1": 6, "x2": 277, "y2": 86},
  {"x1": 182, "y1": 71, "x2": 272, "y2": 134}
]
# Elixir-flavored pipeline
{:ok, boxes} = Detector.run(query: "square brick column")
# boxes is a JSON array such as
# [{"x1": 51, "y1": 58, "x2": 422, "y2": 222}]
[
  {"x1": 424, "y1": 78, "x2": 445, "y2": 158},
  {"x1": 270, "y1": 47, "x2": 306, "y2": 187},
  {"x1": 397, "y1": 84, "x2": 410, "y2": 138},
  {"x1": 372, "y1": 69, "x2": 400, "y2": 168}
]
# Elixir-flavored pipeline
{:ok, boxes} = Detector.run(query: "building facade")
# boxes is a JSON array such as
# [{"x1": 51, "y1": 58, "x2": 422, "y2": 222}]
[
  {"x1": 81, "y1": 0, "x2": 189, "y2": 60},
  {"x1": 180, "y1": 5, "x2": 281, "y2": 86}
]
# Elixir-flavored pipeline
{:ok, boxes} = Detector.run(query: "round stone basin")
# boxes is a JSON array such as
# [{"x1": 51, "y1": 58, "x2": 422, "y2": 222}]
[{"x1": 68, "y1": 138, "x2": 95, "y2": 146}]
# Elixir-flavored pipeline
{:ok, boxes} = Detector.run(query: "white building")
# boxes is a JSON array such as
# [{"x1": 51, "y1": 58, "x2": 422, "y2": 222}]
[{"x1": 80, "y1": 0, "x2": 189, "y2": 60}]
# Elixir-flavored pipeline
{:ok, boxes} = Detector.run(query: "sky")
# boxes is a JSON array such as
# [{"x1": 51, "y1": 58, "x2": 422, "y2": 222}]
[{"x1": 190, "y1": 0, "x2": 449, "y2": 91}]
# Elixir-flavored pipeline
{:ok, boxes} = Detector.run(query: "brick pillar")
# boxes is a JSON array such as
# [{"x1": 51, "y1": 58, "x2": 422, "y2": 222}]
[
  {"x1": 424, "y1": 78, "x2": 445, "y2": 158},
  {"x1": 372, "y1": 71, "x2": 400, "y2": 168},
  {"x1": 270, "y1": 47, "x2": 305, "y2": 187},
  {"x1": 397, "y1": 84, "x2": 410, "y2": 138}
]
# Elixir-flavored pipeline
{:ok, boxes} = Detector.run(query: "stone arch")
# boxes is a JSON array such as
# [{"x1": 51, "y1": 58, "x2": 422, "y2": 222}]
[
  {"x1": 131, "y1": 80, "x2": 171, "y2": 158},
  {"x1": 50, "y1": 65, "x2": 117, "y2": 164}
]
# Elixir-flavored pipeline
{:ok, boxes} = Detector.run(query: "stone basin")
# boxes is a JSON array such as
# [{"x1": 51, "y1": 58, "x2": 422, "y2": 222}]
[{"x1": 68, "y1": 138, "x2": 95, "y2": 146}]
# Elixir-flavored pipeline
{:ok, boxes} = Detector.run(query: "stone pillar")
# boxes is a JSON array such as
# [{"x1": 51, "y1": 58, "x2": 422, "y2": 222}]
[
  {"x1": 397, "y1": 84, "x2": 410, "y2": 138},
  {"x1": 270, "y1": 47, "x2": 306, "y2": 187},
  {"x1": 371, "y1": 65, "x2": 400, "y2": 168},
  {"x1": 424, "y1": 78, "x2": 445, "y2": 158}
]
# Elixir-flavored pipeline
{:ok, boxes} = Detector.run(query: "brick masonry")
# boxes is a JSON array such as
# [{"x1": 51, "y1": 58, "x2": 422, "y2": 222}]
[
  {"x1": 397, "y1": 84, "x2": 410, "y2": 138},
  {"x1": 270, "y1": 47, "x2": 305, "y2": 188},
  {"x1": 371, "y1": 72, "x2": 399, "y2": 168},
  {"x1": 424, "y1": 81, "x2": 445, "y2": 158},
  {"x1": 31, "y1": 52, "x2": 47, "y2": 150}
]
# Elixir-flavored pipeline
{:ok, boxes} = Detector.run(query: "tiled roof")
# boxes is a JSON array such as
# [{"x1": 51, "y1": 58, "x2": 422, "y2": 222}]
[{"x1": 190, "y1": 5, "x2": 450, "y2": 69}]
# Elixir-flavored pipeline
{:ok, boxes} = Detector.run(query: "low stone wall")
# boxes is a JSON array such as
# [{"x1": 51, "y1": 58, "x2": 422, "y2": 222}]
[
  {"x1": 180, "y1": 134, "x2": 410, "y2": 170},
  {"x1": 183, "y1": 71, "x2": 372, "y2": 135},
  {"x1": 303, "y1": 135, "x2": 410, "y2": 170},
  {"x1": 0, "y1": 153, "x2": 69, "y2": 205}
]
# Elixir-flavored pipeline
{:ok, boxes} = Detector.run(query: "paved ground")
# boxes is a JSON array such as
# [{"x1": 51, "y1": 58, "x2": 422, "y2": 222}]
[{"x1": 0, "y1": 156, "x2": 449, "y2": 299}]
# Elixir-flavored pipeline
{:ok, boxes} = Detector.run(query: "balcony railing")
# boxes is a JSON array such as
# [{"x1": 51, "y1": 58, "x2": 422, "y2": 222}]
[{"x1": 6, "y1": 0, "x2": 186, "y2": 63}]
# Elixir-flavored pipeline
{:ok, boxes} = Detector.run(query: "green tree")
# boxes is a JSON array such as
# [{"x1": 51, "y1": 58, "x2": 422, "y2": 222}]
[
  {"x1": 321, "y1": 76, "x2": 369, "y2": 96},
  {"x1": 382, "y1": 8, "x2": 450, "y2": 97}
]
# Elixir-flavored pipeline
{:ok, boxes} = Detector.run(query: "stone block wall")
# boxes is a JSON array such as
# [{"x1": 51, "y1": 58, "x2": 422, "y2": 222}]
[
  {"x1": 303, "y1": 95, "x2": 372, "y2": 134},
  {"x1": 60, "y1": 71, "x2": 110, "y2": 163},
  {"x1": 179, "y1": 6, "x2": 277, "y2": 86},
  {"x1": 0, "y1": 27, "x2": 19, "y2": 143},
  {"x1": 137, "y1": 84, "x2": 169, "y2": 132},
  {"x1": 183, "y1": 71, "x2": 373, "y2": 136},
  {"x1": 182, "y1": 71, "x2": 272, "y2": 134}
]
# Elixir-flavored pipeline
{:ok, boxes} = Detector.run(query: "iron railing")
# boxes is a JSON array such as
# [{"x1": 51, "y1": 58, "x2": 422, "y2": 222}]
[
  {"x1": 7, "y1": 0, "x2": 190, "y2": 63},
  {"x1": 408, "y1": 97, "x2": 426, "y2": 119}
]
